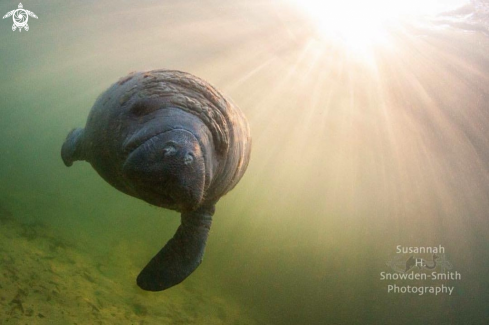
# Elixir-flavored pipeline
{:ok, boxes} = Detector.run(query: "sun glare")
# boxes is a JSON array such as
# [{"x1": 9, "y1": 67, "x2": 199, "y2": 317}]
[{"x1": 287, "y1": 0, "x2": 466, "y2": 51}]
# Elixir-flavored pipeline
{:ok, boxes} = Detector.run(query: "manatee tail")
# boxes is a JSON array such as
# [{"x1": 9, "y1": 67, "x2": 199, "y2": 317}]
[
  {"x1": 137, "y1": 205, "x2": 214, "y2": 291},
  {"x1": 61, "y1": 128, "x2": 86, "y2": 167}
]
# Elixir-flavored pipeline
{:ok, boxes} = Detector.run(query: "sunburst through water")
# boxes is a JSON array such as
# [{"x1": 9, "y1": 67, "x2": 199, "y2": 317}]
[{"x1": 283, "y1": 0, "x2": 468, "y2": 55}]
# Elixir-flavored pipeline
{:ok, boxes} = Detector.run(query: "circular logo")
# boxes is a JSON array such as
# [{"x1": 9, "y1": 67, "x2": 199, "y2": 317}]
[{"x1": 13, "y1": 10, "x2": 28, "y2": 27}]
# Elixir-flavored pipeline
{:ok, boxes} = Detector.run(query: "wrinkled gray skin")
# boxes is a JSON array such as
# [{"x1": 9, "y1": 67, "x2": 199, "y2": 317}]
[{"x1": 61, "y1": 70, "x2": 251, "y2": 291}]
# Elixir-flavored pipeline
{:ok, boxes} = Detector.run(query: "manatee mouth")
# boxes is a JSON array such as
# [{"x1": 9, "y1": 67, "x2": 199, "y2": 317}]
[
  {"x1": 122, "y1": 160, "x2": 180, "y2": 210},
  {"x1": 121, "y1": 128, "x2": 206, "y2": 211},
  {"x1": 147, "y1": 187, "x2": 177, "y2": 207}
]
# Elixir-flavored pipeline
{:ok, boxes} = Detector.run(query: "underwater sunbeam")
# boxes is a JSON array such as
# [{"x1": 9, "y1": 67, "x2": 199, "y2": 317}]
[{"x1": 285, "y1": 0, "x2": 468, "y2": 51}]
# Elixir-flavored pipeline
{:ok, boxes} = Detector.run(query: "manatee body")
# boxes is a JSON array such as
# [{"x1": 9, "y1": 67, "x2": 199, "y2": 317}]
[{"x1": 61, "y1": 70, "x2": 251, "y2": 291}]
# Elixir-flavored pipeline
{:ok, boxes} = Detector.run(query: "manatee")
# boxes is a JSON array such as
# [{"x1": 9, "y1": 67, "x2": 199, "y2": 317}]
[{"x1": 61, "y1": 70, "x2": 251, "y2": 291}]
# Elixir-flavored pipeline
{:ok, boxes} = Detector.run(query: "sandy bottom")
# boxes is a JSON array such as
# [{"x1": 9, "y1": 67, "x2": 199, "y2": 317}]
[{"x1": 0, "y1": 204, "x2": 260, "y2": 325}]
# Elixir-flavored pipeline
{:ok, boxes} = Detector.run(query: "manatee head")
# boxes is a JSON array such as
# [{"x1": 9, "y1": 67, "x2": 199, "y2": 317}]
[
  {"x1": 119, "y1": 101, "x2": 215, "y2": 212},
  {"x1": 62, "y1": 85, "x2": 219, "y2": 213}
]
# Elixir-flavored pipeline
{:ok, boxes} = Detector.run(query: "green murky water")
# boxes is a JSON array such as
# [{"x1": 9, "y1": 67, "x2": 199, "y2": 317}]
[{"x1": 1, "y1": 0, "x2": 489, "y2": 324}]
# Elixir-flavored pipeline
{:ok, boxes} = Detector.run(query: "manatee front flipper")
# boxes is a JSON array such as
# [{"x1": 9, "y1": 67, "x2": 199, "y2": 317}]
[
  {"x1": 61, "y1": 128, "x2": 85, "y2": 167},
  {"x1": 137, "y1": 205, "x2": 215, "y2": 291}
]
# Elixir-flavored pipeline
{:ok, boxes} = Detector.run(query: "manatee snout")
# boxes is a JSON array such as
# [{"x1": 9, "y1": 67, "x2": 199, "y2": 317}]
[{"x1": 122, "y1": 129, "x2": 206, "y2": 211}]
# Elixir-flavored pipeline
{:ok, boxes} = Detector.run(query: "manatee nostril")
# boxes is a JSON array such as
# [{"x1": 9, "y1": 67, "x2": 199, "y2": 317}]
[
  {"x1": 184, "y1": 153, "x2": 194, "y2": 165},
  {"x1": 163, "y1": 145, "x2": 177, "y2": 156}
]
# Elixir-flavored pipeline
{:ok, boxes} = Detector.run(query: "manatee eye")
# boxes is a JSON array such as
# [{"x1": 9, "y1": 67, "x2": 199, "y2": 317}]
[
  {"x1": 163, "y1": 144, "x2": 177, "y2": 156},
  {"x1": 184, "y1": 153, "x2": 194, "y2": 165},
  {"x1": 130, "y1": 102, "x2": 159, "y2": 116}
]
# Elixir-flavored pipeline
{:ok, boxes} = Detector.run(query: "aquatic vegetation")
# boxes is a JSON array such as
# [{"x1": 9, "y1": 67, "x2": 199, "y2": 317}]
[
  {"x1": 0, "y1": 203, "x2": 13, "y2": 224},
  {"x1": 0, "y1": 211, "x2": 259, "y2": 324}
]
